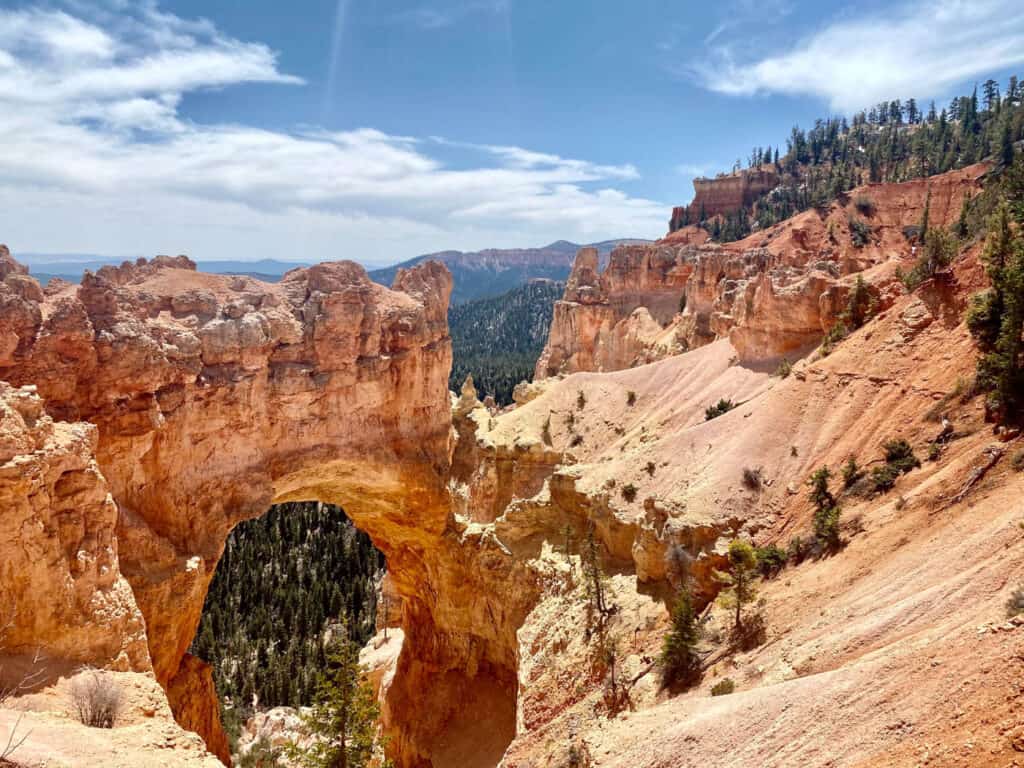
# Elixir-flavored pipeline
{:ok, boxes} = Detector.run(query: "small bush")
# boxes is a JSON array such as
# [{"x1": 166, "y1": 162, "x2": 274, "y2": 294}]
[
  {"x1": 774, "y1": 359, "x2": 792, "y2": 378},
  {"x1": 902, "y1": 229, "x2": 958, "y2": 291},
  {"x1": 626, "y1": 390, "x2": 637, "y2": 407},
  {"x1": 704, "y1": 399, "x2": 737, "y2": 421},
  {"x1": 927, "y1": 443, "x2": 941, "y2": 461},
  {"x1": 621, "y1": 483, "x2": 638, "y2": 503},
  {"x1": 645, "y1": 461, "x2": 656, "y2": 476},
  {"x1": 755, "y1": 545, "x2": 787, "y2": 577},
  {"x1": 787, "y1": 536, "x2": 810, "y2": 564},
  {"x1": 790, "y1": 445, "x2": 798, "y2": 458},
  {"x1": 854, "y1": 195, "x2": 876, "y2": 216},
  {"x1": 841, "y1": 456, "x2": 863, "y2": 488},
  {"x1": 870, "y1": 464, "x2": 900, "y2": 492},
  {"x1": 820, "y1": 322, "x2": 848, "y2": 356},
  {"x1": 742, "y1": 467, "x2": 762, "y2": 490},
  {"x1": 570, "y1": 434, "x2": 584, "y2": 447},
  {"x1": 1007, "y1": 585, "x2": 1024, "y2": 617},
  {"x1": 883, "y1": 439, "x2": 921, "y2": 474},
  {"x1": 577, "y1": 391, "x2": 586, "y2": 410},
  {"x1": 71, "y1": 669, "x2": 123, "y2": 729},
  {"x1": 1012, "y1": 450, "x2": 1024, "y2": 472},
  {"x1": 710, "y1": 678, "x2": 735, "y2": 696},
  {"x1": 848, "y1": 215, "x2": 873, "y2": 248}
]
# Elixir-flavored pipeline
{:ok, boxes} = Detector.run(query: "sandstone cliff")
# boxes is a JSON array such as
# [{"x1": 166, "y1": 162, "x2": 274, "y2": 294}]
[{"x1": 537, "y1": 165, "x2": 985, "y2": 378}]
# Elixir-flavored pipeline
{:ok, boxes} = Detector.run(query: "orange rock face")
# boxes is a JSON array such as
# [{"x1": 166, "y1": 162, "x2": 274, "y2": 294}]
[
  {"x1": 537, "y1": 165, "x2": 985, "y2": 378},
  {"x1": 0, "y1": 252, "x2": 536, "y2": 767}
]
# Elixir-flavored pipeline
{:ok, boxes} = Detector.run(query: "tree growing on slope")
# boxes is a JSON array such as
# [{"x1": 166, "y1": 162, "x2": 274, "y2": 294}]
[
  {"x1": 287, "y1": 633, "x2": 390, "y2": 768},
  {"x1": 968, "y1": 201, "x2": 1024, "y2": 423},
  {"x1": 714, "y1": 539, "x2": 759, "y2": 636},
  {"x1": 807, "y1": 467, "x2": 842, "y2": 550},
  {"x1": 660, "y1": 584, "x2": 702, "y2": 689}
]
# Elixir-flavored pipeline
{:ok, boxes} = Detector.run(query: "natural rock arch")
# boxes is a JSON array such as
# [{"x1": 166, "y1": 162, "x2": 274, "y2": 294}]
[{"x1": 0, "y1": 249, "x2": 532, "y2": 767}]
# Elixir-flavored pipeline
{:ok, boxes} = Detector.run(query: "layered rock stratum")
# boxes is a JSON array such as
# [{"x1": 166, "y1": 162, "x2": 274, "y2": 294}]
[
  {"x1": 538, "y1": 165, "x2": 984, "y2": 377},
  {"x1": 2, "y1": 162, "x2": 1024, "y2": 768}
]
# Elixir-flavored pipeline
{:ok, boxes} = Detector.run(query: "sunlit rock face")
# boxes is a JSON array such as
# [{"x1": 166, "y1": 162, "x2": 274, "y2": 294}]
[
  {"x1": 0, "y1": 251, "x2": 533, "y2": 767},
  {"x1": 537, "y1": 165, "x2": 984, "y2": 377}
]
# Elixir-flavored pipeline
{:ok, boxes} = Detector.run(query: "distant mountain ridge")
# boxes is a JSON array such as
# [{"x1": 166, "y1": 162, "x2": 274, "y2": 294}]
[
  {"x1": 369, "y1": 239, "x2": 651, "y2": 304},
  {"x1": 18, "y1": 238, "x2": 650, "y2": 303}
]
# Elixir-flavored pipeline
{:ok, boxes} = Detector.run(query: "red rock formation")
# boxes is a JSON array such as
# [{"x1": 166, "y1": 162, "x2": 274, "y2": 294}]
[
  {"x1": 669, "y1": 167, "x2": 780, "y2": 230},
  {"x1": 538, "y1": 164, "x2": 986, "y2": 377},
  {"x1": 0, "y1": 251, "x2": 539, "y2": 767}
]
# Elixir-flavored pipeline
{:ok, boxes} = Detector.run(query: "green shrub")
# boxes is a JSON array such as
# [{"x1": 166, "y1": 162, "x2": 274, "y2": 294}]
[
  {"x1": 843, "y1": 275, "x2": 873, "y2": 329},
  {"x1": 902, "y1": 228, "x2": 958, "y2": 291},
  {"x1": 820, "y1": 322, "x2": 848, "y2": 356},
  {"x1": 621, "y1": 483, "x2": 638, "y2": 502},
  {"x1": 848, "y1": 215, "x2": 873, "y2": 248},
  {"x1": 711, "y1": 678, "x2": 735, "y2": 696},
  {"x1": 645, "y1": 461, "x2": 656, "y2": 476},
  {"x1": 705, "y1": 398, "x2": 737, "y2": 421},
  {"x1": 870, "y1": 464, "x2": 900, "y2": 492},
  {"x1": 1008, "y1": 585, "x2": 1024, "y2": 617},
  {"x1": 626, "y1": 390, "x2": 637, "y2": 406},
  {"x1": 570, "y1": 434, "x2": 584, "y2": 447},
  {"x1": 787, "y1": 536, "x2": 809, "y2": 564},
  {"x1": 755, "y1": 545, "x2": 787, "y2": 577},
  {"x1": 808, "y1": 467, "x2": 841, "y2": 550},
  {"x1": 775, "y1": 359, "x2": 792, "y2": 378},
  {"x1": 742, "y1": 467, "x2": 762, "y2": 490},
  {"x1": 577, "y1": 391, "x2": 586, "y2": 410},
  {"x1": 841, "y1": 456, "x2": 863, "y2": 488},
  {"x1": 883, "y1": 439, "x2": 921, "y2": 473},
  {"x1": 927, "y1": 443, "x2": 941, "y2": 461}
]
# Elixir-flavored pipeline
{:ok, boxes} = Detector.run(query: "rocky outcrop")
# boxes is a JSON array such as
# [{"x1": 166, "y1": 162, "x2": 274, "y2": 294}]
[
  {"x1": 167, "y1": 654, "x2": 231, "y2": 765},
  {"x1": 670, "y1": 168, "x2": 780, "y2": 230},
  {"x1": 0, "y1": 381, "x2": 148, "y2": 670},
  {"x1": 0, "y1": 251, "x2": 532, "y2": 767},
  {"x1": 538, "y1": 165, "x2": 986, "y2": 377}
]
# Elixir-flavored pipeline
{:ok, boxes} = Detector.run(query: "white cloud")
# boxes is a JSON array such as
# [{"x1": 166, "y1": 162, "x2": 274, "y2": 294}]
[
  {"x1": 694, "y1": 0, "x2": 1024, "y2": 111},
  {"x1": 0, "y1": 2, "x2": 664, "y2": 266}
]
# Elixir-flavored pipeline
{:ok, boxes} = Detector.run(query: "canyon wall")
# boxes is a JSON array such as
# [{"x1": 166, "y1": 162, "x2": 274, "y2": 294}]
[
  {"x1": 539, "y1": 165, "x2": 985, "y2": 378},
  {"x1": 0, "y1": 249, "x2": 538, "y2": 767}
]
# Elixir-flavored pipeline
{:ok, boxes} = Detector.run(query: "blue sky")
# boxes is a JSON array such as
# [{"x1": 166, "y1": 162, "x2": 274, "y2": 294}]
[{"x1": 1, "y1": 0, "x2": 1023, "y2": 266}]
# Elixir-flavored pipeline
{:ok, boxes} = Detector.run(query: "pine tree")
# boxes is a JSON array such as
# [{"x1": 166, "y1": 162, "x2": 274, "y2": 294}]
[
  {"x1": 713, "y1": 540, "x2": 758, "y2": 633},
  {"x1": 287, "y1": 634, "x2": 388, "y2": 768},
  {"x1": 807, "y1": 467, "x2": 841, "y2": 549},
  {"x1": 659, "y1": 585, "x2": 702, "y2": 688}
]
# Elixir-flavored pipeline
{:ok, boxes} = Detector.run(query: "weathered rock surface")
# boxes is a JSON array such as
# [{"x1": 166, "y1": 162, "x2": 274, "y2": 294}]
[
  {"x1": 538, "y1": 165, "x2": 985, "y2": 377},
  {"x1": 0, "y1": 381, "x2": 148, "y2": 670},
  {"x1": 0, "y1": 252, "x2": 532, "y2": 767}
]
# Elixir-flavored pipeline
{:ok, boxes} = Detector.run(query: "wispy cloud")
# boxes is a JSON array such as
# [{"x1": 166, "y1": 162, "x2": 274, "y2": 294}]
[
  {"x1": 382, "y1": 0, "x2": 510, "y2": 30},
  {"x1": 693, "y1": 0, "x2": 1024, "y2": 111},
  {"x1": 0, "y1": 2, "x2": 664, "y2": 265},
  {"x1": 674, "y1": 163, "x2": 713, "y2": 178}
]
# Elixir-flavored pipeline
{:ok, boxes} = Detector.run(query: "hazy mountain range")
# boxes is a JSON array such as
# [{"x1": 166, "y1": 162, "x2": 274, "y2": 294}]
[{"x1": 19, "y1": 239, "x2": 649, "y2": 304}]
